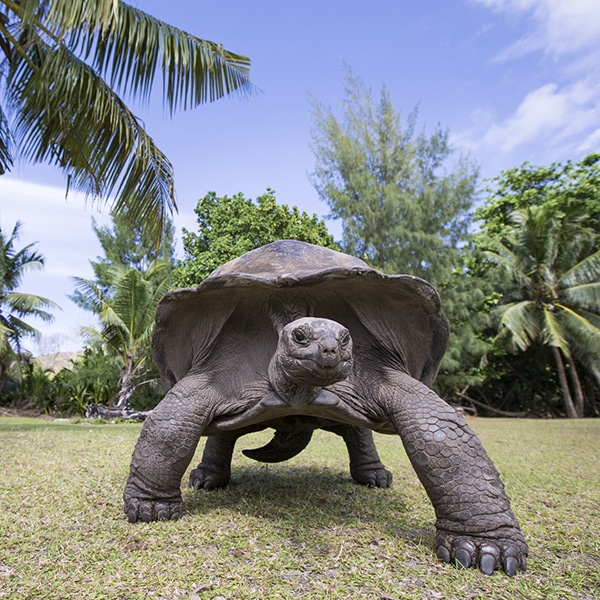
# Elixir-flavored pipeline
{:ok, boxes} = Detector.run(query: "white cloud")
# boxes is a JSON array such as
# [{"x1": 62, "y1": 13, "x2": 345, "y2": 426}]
[
  {"x1": 482, "y1": 80, "x2": 600, "y2": 152},
  {"x1": 0, "y1": 178, "x2": 108, "y2": 351},
  {"x1": 578, "y1": 128, "x2": 600, "y2": 153},
  {"x1": 460, "y1": 0, "x2": 600, "y2": 169},
  {"x1": 472, "y1": 0, "x2": 600, "y2": 59}
]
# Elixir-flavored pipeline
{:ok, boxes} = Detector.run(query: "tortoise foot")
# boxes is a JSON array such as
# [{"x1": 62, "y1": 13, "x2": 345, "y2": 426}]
[
  {"x1": 351, "y1": 465, "x2": 393, "y2": 489},
  {"x1": 189, "y1": 465, "x2": 231, "y2": 490},
  {"x1": 436, "y1": 527, "x2": 527, "y2": 576},
  {"x1": 123, "y1": 496, "x2": 182, "y2": 523}
]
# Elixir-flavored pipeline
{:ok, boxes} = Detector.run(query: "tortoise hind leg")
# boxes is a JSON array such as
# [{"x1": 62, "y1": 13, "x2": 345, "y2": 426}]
[
  {"x1": 189, "y1": 432, "x2": 240, "y2": 490},
  {"x1": 325, "y1": 424, "x2": 393, "y2": 488}
]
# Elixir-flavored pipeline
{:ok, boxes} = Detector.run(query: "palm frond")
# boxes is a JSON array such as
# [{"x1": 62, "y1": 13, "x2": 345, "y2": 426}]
[
  {"x1": 3, "y1": 0, "x2": 255, "y2": 245},
  {"x1": 561, "y1": 281, "x2": 600, "y2": 313},
  {"x1": 39, "y1": 0, "x2": 254, "y2": 111},
  {"x1": 560, "y1": 250, "x2": 600, "y2": 289},
  {"x1": 71, "y1": 276, "x2": 106, "y2": 313},
  {"x1": 557, "y1": 305, "x2": 600, "y2": 362},
  {"x1": 0, "y1": 104, "x2": 13, "y2": 174},
  {"x1": 575, "y1": 307, "x2": 600, "y2": 330},
  {"x1": 3, "y1": 291, "x2": 58, "y2": 320},
  {"x1": 540, "y1": 306, "x2": 569, "y2": 353},
  {"x1": 108, "y1": 268, "x2": 148, "y2": 333},
  {"x1": 3, "y1": 313, "x2": 42, "y2": 339},
  {"x1": 8, "y1": 41, "x2": 175, "y2": 241},
  {"x1": 493, "y1": 300, "x2": 541, "y2": 352}
]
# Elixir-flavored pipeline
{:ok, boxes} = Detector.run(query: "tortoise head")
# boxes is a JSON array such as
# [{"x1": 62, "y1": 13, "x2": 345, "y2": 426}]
[{"x1": 269, "y1": 317, "x2": 353, "y2": 407}]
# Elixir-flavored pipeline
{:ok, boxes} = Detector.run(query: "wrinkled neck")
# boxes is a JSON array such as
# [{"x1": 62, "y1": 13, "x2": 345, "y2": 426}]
[{"x1": 268, "y1": 356, "x2": 320, "y2": 409}]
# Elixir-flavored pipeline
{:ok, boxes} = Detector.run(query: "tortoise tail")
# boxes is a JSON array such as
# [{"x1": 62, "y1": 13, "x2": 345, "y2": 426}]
[{"x1": 242, "y1": 430, "x2": 314, "y2": 463}]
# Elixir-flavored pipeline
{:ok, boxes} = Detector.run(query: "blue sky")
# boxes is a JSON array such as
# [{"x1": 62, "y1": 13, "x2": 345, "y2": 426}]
[{"x1": 1, "y1": 0, "x2": 600, "y2": 352}]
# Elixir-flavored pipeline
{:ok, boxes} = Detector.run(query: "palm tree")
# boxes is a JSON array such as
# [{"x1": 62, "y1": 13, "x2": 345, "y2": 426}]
[
  {"x1": 0, "y1": 220, "x2": 58, "y2": 390},
  {"x1": 0, "y1": 0, "x2": 253, "y2": 243},
  {"x1": 483, "y1": 206, "x2": 600, "y2": 417},
  {"x1": 72, "y1": 260, "x2": 171, "y2": 408}
]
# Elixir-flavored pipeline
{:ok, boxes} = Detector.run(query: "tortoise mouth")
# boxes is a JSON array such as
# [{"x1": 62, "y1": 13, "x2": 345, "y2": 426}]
[{"x1": 288, "y1": 357, "x2": 352, "y2": 385}]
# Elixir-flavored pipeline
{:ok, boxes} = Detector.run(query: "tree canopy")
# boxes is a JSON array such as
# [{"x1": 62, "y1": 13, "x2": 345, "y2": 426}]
[
  {"x1": 477, "y1": 153, "x2": 600, "y2": 240},
  {"x1": 73, "y1": 261, "x2": 172, "y2": 408},
  {"x1": 309, "y1": 69, "x2": 484, "y2": 395},
  {"x1": 176, "y1": 189, "x2": 338, "y2": 287},
  {"x1": 70, "y1": 211, "x2": 175, "y2": 311},
  {"x1": 0, "y1": 0, "x2": 254, "y2": 242},
  {"x1": 309, "y1": 68, "x2": 478, "y2": 283}
]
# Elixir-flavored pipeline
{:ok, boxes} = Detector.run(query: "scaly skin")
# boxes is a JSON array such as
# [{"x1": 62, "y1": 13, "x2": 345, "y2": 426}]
[
  {"x1": 123, "y1": 375, "x2": 215, "y2": 522},
  {"x1": 379, "y1": 371, "x2": 527, "y2": 575},
  {"x1": 326, "y1": 424, "x2": 392, "y2": 488},
  {"x1": 189, "y1": 433, "x2": 236, "y2": 490}
]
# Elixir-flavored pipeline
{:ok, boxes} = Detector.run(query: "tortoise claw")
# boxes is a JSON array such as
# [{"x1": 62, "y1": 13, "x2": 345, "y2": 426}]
[
  {"x1": 123, "y1": 496, "x2": 182, "y2": 523},
  {"x1": 436, "y1": 528, "x2": 527, "y2": 576},
  {"x1": 479, "y1": 553, "x2": 496, "y2": 575},
  {"x1": 504, "y1": 555, "x2": 518, "y2": 577}
]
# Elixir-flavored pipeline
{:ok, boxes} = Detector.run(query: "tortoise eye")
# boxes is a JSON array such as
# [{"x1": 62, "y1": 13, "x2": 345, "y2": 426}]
[
  {"x1": 292, "y1": 328, "x2": 309, "y2": 345},
  {"x1": 340, "y1": 332, "x2": 351, "y2": 349}
]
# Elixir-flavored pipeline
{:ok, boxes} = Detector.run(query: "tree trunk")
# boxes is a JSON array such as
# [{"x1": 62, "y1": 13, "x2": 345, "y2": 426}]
[
  {"x1": 587, "y1": 363, "x2": 600, "y2": 417},
  {"x1": 116, "y1": 358, "x2": 137, "y2": 408},
  {"x1": 566, "y1": 357, "x2": 585, "y2": 417},
  {"x1": 552, "y1": 346, "x2": 579, "y2": 418},
  {"x1": 0, "y1": 361, "x2": 7, "y2": 395}
]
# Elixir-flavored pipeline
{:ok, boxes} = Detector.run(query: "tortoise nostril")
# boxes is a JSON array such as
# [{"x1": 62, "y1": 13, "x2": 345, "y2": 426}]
[{"x1": 320, "y1": 339, "x2": 338, "y2": 355}]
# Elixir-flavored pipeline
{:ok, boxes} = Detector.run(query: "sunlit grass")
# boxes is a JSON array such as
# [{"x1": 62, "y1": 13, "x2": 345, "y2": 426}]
[{"x1": 0, "y1": 417, "x2": 598, "y2": 599}]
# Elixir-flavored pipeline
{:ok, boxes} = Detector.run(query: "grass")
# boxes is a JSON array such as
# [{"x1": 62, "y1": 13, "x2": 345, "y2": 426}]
[{"x1": 0, "y1": 416, "x2": 598, "y2": 599}]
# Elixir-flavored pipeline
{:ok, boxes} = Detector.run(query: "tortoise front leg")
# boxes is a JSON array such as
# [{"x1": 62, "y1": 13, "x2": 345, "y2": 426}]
[
  {"x1": 379, "y1": 372, "x2": 527, "y2": 576},
  {"x1": 123, "y1": 375, "x2": 218, "y2": 522}
]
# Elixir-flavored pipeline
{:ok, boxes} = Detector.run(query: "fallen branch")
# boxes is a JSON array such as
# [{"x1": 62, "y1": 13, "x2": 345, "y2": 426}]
[
  {"x1": 455, "y1": 391, "x2": 530, "y2": 418},
  {"x1": 84, "y1": 403, "x2": 150, "y2": 421}
]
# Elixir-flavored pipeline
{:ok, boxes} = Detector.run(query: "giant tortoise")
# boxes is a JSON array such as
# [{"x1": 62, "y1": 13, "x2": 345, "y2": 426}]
[{"x1": 124, "y1": 240, "x2": 527, "y2": 576}]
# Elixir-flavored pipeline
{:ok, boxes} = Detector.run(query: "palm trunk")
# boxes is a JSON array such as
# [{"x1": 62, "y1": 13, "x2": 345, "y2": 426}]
[
  {"x1": 566, "y1": 357, "x2": 584, "y2": 417},
  {"x1": 588, "y1": 363, "x2": 600, "y2": 417},
  {"x1": 116, "y1": 356, "x2": 137, "y2": 408},
  {"x1": 552, "y1": 346, "x2": 579, "y2": 418},
  {"x1": 0, "y1": 361, "x2": 7, "y2": 395}
]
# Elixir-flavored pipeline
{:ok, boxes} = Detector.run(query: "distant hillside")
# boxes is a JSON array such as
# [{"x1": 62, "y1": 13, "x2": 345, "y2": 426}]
[{"x1": 35, "y1": 352, "x2": 80, "y2": 373}]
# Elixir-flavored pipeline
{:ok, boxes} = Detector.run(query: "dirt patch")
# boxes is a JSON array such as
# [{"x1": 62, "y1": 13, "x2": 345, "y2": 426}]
[{"x1": 0, "y1": 403, "x2": 50, "y2": 419}]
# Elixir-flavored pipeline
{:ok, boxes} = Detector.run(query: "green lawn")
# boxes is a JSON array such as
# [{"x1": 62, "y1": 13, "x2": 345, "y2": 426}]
[{"x1": 0, "y1": 417, "x2": 598, "y2": 599}]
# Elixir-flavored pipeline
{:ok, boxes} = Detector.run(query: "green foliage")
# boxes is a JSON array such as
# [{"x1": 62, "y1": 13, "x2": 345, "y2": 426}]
[
  {"x1": 309, "y1": 69, "x2": 484, "y2": 395},
  {"x1": 0, "y1": 0, "x2": 254, "y2": 242},
  {"x1": 0, "y1": 221, "x2": 58, "y2": 391},
  {"x1": 73, "y1": 262, "x2": 172, "y2": 408},
  {"x1": 68, "y1": 210, "x2": 175, "y2": 409},
  {"x1": 176, "y1": 189, "x2": 339, "y2": 287},
  {"x1": 472, "y1": 187, "x2": 600, "y2": 417},
  {"x1": 70, "y1": 211, "x2": 175, "y2": 310},
  {"x1": 17, "y1": 347, "x2": 119, "y2": 415},
  {"x1": 476, "y1": 153, "x2": 600, "y2": 240},
  {"x1": 309, "y1": 68, "x2": 478, "y2": 282},
  {"x1": 19, "y1": 345, "x2": 165, "y2": 415},
  {"x1": 51, "y1": 347, "x2": 120, "y2": 414}
]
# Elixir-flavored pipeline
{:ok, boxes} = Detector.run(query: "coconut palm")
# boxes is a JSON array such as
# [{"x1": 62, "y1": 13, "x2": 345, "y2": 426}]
[
  {"x1": 0, "y1": 220, "x2": 57, "y2": 390},
  {"x1": 0, "y1": 0, "x2": 253, "y2": 242},
  {"x1": 72, "y1": 260, "x2": 171, "y2": 407},
  {"x1": 484, "y1": 205, "x2": 600, "y2": 417}
]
